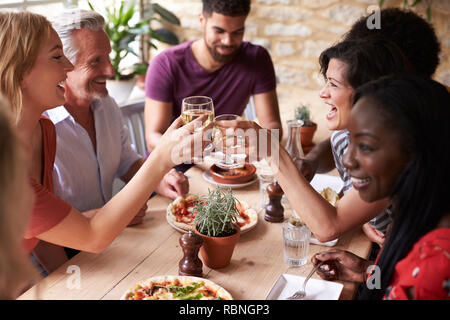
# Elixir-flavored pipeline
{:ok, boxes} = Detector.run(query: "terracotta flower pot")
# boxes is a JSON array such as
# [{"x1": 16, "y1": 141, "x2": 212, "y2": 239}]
[
  {"x1": 300, "y1": 123, "x2": 317, "y2": 148},
  {"x1": 194, "y1": 225, "x2": 240, "y2": 269},
  {"x1": 136, "y1": 74, "x2": 146, "y2": 91}
]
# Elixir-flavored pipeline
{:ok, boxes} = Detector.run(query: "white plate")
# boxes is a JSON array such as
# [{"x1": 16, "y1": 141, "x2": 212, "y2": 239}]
[
  {"x1": 308, "y1": 174, "x2": 342, "y2": 247},
  {"x1": 202, "y1": 170, "x2": 258, "y2": 189},
  {"x1": 266, "y1": 274, "x2": 343, "y2": 300},
  {"x1": 166, "y1": 212, "x2": 191, "y2": 233},
  {"x1": 310, "y1": 236, "x2": 338, "y2": 247},
  {"x1": 310, "y1": 174, "x2": 343, "y2": 195}
]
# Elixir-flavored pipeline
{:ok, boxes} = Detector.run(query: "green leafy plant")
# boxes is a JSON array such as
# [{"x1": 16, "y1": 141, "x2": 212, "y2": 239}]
[
  {"x1": 294, "y1": 105, "x2": 315, "y2": 127},
  {"x1": 378, "y1": 0, "x2": 432, "y2": 21},
  {"x1": 88, "y1": 0, "x2": 180, "y2": 80},
  {"x1": 133, "y1": 61, "x2": 149, "y2": 76},
  {"x1": 193, "y1": 188, "x2": 239, "y2": 237}
]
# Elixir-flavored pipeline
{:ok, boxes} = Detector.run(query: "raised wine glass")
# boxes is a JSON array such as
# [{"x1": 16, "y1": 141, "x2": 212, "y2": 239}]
[{"x1": 181, "y1": 96, "x2": 214, "y2": 131}]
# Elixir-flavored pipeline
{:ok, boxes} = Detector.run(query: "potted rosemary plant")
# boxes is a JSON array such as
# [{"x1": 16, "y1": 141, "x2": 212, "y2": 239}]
[
  {"x1": 193, "y1": 188, "x2": 241, "y2": 269},
  {"x1": 294, "y1": 105, "x2": 317, "y2": 154}
]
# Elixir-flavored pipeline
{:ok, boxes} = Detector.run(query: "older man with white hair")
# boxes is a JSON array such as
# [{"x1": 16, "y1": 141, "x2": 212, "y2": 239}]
[{"x1": 45, "y1": 9, "x2": 188, "y2": 231}]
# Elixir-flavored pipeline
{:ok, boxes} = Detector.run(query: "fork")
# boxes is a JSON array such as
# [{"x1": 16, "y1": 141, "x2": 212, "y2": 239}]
[{"x1": 286, "y1": 261, "x2": 324, "y2": 300}]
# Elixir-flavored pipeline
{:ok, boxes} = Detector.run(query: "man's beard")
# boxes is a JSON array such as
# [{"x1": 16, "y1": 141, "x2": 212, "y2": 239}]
[{"x1": 206, "y1": 42, "x2": 239, "y2": 64}]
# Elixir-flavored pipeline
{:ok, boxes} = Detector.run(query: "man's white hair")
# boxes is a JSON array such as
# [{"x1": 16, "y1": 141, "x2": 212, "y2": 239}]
[{"x1": 49, "y1": 9, "x2": 105, "y2": 64}]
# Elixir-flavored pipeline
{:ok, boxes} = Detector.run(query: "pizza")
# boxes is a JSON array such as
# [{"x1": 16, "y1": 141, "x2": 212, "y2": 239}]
[
  {"x1": 166, "y1": 194, "x2": 199, "y2": 232},
  {"x1": 166, "y1": 194, "x2": 258, "y2": 233},
  {"x1": 121, "y1": 275, "x2": 233, "y2": 300}
]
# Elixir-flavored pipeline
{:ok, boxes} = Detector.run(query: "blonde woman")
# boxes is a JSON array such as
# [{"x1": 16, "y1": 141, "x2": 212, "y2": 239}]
[
  {"x1": 0, "y1": 98, "x2": 38, "y2": 299},
  {"x1": 0, "y1": 12, "x2": 209, "y2": 271}
]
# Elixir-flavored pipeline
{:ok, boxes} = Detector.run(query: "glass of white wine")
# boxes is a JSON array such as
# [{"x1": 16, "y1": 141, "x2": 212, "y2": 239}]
[{"x1": 181, "y1": 96, "x2": 214, "y2": 131}]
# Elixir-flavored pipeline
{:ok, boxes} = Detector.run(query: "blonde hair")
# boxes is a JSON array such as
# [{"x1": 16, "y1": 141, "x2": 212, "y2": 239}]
[
  {"x1": 0, "y1": 12, "x2": 52, "y2": 124},
  {"x1": 0, "y1": 96, "x2": 39, "y2": 299}
]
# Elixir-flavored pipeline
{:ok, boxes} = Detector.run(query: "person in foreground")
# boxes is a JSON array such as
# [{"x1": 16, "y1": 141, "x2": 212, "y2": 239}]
[
  {"x1": 298, "y1": 8, "x2": 442, "y2": 245},
  {"x1": 0, "y1": 12, "x2": 210, "y2": 275},
  {"x1": 232, "y1": 38, "x2": 410, "y2": 244},
  {"x1": 0, "y1": 100, "x2": 38, "y2": 299},
  {"x1": 47, "y1": 9, "x2": 188, "y2": 218},
  {"x1": 144, "y1": 0, "x2": 282, "y2": 152},
  {"x1": 312, "y1": 74, "x2": 450, "y2": 300}
]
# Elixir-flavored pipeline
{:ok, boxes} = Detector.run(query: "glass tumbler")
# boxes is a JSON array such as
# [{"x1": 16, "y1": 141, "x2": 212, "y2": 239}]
[{"x1": 282, "y1": 220, "x2": 311, "y2": 267}]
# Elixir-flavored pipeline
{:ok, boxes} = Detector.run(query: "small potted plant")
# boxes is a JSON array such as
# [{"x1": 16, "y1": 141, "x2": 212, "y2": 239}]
[
  {"x1": 193, "y1": 188, "x2": 241, "y2": 269},
  {"x1": 295, "y1": 104, "x2": 317, "y2": 154}
]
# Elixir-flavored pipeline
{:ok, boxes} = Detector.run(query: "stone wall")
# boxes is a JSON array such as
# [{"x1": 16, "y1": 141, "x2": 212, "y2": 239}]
[{"x1": 154, "y1": 0, "x2": 450, "y2": 143}]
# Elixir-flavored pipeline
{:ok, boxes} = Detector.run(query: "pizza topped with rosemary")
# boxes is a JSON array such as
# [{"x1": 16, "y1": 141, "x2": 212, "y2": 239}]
[
  {"x1": 121, "y1": 276, "x2": 233, "y2": 300},
  {"x1": 166, "y1": 194, "x2": 258, "y2": 233}
]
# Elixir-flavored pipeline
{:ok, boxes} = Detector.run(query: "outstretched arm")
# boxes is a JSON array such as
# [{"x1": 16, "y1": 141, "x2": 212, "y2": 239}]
[
  {"x1": 252, "y1": 90, "x2": 283, "y2": 140},
  {"x1": 144, "y1": 97, "x2": 173, "y2": 152},
  {"x1": 37, "y1": 117, "x2": 210, "y2": 253}
]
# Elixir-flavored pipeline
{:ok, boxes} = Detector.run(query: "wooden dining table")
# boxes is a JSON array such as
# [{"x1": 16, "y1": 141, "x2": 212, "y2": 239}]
[{"x1": 18, "y1": 164, "x2": 372, "y2": 300}]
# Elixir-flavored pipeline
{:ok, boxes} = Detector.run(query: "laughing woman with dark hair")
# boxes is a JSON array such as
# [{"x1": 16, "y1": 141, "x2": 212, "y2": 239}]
[
  {"x1": 312, "y1": 74, "x2": 450, "y2": 300},
  {"x1": 231, "y1": 37, "x2": 412, "y2": 245}
]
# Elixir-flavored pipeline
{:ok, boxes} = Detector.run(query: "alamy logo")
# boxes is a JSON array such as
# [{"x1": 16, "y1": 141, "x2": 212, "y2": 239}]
[
  {"x1": 66, "y1": 265, "x2": 81, "y2": 290},
  {"x1": 366, "y1": 5, "x2": 381, "y2": 30},
  {"x1": 366, "y1": 265, "x2": 381, "y2": 289}
]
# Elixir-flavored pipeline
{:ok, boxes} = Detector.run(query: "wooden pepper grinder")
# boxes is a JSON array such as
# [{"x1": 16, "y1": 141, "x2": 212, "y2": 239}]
[
  {"x1": 264, "y1": 181, "x2": 284, "y2": 222},
  {"x1": 179, "y1": 230, "x2": 203, "y2": 277}
]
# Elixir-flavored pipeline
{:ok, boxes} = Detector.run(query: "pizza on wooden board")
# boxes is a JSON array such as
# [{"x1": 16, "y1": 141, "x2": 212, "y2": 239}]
[
  {"x1": 121, "y1": 275, "x2": 233, "y2": 300},
  {"x1": 166, "y1": 194, "x2": 258, "y2": 233}
]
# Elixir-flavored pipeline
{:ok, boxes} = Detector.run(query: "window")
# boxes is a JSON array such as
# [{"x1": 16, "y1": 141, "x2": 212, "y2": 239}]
[
  {"x1": 0, "y1": 1, "x2": 85, "y2": 15},
  {"x1": 0, "y1": 1, "x2": 120, "y2": 16},
  {"x1": 0, "y1": 0, "x2": 141, "y2": 74}
]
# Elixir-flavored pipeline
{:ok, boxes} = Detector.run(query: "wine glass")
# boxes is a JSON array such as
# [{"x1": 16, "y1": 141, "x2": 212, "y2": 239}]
[
  {"x1": 211, "y1": 114, "x2": 246, "y2": 169},
  {"x1": 181, "y1": 96, "x2": 214, "y2": 131}
]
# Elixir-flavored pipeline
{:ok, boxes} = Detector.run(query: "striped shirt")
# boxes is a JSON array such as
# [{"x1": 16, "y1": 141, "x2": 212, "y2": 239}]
[{"x1": 330, "y1": 130, "x2": 392, "y2": 234}]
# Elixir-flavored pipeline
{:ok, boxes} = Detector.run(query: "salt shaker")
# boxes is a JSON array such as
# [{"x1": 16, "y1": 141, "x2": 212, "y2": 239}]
[
  {"x1": 179, "y1": 231, "x2": 203, "y2": 277},
  {"x1": 264, "y1": 181, "x2": 284, "y2": 222}
]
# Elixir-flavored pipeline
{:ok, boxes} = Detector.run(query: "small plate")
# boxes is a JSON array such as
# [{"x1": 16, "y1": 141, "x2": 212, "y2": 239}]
[
  {"x1": 310, "y1": 174, "x2": 343, "y2": 195},
  {"x1": 166, "y1": 212, "x2": 190, "y2": 233},
  {"x1": 309, "y1": 174, "x2": 342, "y2": 247},
  {"x1": 202, "y1": 170, "x2": 258, "y2": 189},
  {"x1": 266, "y1": 274, "x2": 343, "y2": 300},
  {"x1": 310, "y1": 236, "x2": 338, "y2": 247}
]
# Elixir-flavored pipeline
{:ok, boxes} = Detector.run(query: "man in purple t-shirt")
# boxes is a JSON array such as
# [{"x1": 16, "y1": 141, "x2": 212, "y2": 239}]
[{"x1": 144, "y1": 0, "x2": 282, "y2": 152}]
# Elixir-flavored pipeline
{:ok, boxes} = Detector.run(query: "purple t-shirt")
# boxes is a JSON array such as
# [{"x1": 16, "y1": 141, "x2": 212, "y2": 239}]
[{"x1": 145, "y1": 40, "x2": 276, "y2": 121}]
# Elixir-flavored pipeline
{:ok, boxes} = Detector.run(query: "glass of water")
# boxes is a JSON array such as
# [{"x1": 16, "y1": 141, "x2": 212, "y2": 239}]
[{"x1": 282, "y1": 220, "x2": 311, "y2": 267}]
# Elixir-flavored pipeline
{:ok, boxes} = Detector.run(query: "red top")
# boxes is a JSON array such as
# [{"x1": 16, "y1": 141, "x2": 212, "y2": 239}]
[
  {"x1": 383, "y1": 228, "x2": 450, "y2": 300},
  {"x1": 23, "y1": 116, "x2": 72, "y2": 253}
]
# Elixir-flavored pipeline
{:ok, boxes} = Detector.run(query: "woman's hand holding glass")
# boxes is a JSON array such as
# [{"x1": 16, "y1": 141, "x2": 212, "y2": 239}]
[
  {"x1": 210, "y1": 114, "x2": 248, "y2": 169},
  {"x1": 156, "y1": 115, "x2": 213, "y2": 167},
  {"x1": 213, "y1": 120, "x2": 279, "y2": 165},
  {"x1": 181, "y1": 96, "x2": 214, "y2": 131}
]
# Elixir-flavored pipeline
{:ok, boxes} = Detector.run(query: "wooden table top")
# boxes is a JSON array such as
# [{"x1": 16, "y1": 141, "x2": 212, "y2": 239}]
[{"x1": 19, "y1": 165, "x2": 372, "y2": 300}]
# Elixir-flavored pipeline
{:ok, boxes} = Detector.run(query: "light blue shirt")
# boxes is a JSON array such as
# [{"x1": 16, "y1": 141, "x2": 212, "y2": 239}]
[{"x1": 45, "y1": 96, "x2": 141, "y2": 212}]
